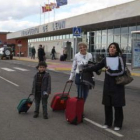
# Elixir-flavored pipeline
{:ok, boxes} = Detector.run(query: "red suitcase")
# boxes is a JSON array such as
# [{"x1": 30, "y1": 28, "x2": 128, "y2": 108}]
[
  {"x1": 65, "y1": 72, "x2": 85, "y2": 125},
  {"x1": 51, "y1": 81, "x2": 73, "y2": 111},
  {"x1": 65, "y1": 97, "x2": 84, "y2": 124}
]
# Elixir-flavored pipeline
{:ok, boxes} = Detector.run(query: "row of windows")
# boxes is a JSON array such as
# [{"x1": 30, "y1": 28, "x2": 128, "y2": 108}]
[
  {"x1": 28, "y1": 34, "x2": 73, "y2": 42},
  {"x1": 91, "y1": 25, "x2": 140, "y2": 36},
  {"x1": 88, "y1": 25, "x2": 140, "y2": 52}
]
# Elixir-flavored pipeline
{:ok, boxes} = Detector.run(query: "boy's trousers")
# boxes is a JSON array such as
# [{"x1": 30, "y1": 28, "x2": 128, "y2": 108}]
[{"x1": 34, "y1": 94, "x2": 48, "y2": 115}]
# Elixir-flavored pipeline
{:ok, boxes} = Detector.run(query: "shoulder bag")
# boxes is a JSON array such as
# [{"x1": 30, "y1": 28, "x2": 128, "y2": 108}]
[{"x1": 115, "y1": 66, "x2": 134, "y2": 85}]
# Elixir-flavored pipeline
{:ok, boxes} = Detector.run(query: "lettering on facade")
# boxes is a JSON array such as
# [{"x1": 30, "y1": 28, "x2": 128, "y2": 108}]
[
  {"x1": 53, "y1": 20, "x2": 65, "y2": 31},
  {"x1": 43, "y1": 25, "x2": 48, "y2": 33},
  {"x1": 21, "y1": 28, "x2": 39, "y2": 36}
]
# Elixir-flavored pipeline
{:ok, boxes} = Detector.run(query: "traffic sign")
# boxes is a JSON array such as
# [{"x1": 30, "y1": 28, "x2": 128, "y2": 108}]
[
  {"x1": 17, "y1": 44, "x2": 22, "y2": 47},
  {"x1": 17, "y1": 40, "x2": 21, "y2": 44},
  {"x1": 73, "y1": 27, "x2": 81, "y2": 36}
]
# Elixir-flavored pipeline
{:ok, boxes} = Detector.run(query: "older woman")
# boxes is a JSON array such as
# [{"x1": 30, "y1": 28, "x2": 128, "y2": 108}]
[
  {"x1": 83, "y1": 42, "x2": 126, "y2": 131},
  {"x1": 68, "y1": 42, "x2": 93, "y2": 101}
]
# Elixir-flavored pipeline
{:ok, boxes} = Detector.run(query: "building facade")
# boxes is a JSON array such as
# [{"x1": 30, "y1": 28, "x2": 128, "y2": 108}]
[{"x1": 7, "y1": 0, "x2": 140, "y2": 62}]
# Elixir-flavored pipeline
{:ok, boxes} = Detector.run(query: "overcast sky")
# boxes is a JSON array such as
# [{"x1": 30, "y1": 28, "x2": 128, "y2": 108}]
[{"x1": 0, "y1": 0, "x2": 134, "y2": 32}]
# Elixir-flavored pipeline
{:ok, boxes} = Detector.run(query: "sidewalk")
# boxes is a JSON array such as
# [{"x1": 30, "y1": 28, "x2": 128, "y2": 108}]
[
  {"x1": 13, "y1": 57, "x2": 140, "y2": 77},
  {"x1": 14, "y1": 57, "x2": 72, "y2": 71}
]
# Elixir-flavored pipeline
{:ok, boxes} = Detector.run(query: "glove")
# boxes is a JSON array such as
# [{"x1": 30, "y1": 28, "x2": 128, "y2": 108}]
[{"x1": 42, "y1": 91, "x2": 49, "y2": 97}]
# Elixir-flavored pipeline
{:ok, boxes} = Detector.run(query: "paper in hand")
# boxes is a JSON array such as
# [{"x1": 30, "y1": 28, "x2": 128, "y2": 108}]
[{"x1": 106, "y1": 57, "x2": 119, "y2": 70}]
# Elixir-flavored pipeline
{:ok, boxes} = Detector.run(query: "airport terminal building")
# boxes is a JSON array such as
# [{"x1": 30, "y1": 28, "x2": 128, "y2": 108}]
[{"x1": 7, "y1": 0, "x2": 140, "y2": 63}]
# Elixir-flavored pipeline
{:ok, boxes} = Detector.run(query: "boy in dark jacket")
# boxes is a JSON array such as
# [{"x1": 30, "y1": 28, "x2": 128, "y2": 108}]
[{"x1": 32, "y1": 61, "x2": 51, "y2": 119}]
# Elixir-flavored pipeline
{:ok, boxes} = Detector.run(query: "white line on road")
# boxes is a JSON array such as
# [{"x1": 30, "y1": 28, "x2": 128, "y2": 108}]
[
  {"x1": 13, "y1": 67, "x2": 29, "y2": 71},
  {"x1": 84, "y1": 118, "x2": 124, "y2": 137},
  {"x1": 1, "y1": 68, "x2": 15, "y2": 71},
  {"x1": 0, "y1": 76, "x2": 19, "y2": 87}
]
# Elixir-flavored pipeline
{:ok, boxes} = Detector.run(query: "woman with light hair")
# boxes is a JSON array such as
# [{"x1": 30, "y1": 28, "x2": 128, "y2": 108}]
[{"x1": 68, "y1": 42, "x2": 93, "y2": 102}]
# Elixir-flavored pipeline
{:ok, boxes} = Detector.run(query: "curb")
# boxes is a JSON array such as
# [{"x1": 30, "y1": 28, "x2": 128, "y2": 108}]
[
  {"x1": 131, "y1": 73, "x2": 140, "y2": 77},
  {"x1": 13, "y1": 58, "x2": 58, "y2": 65},
  {"x1": 55, "y1": 68, "x2": 71, "y2": 71},
  {"x1": 13, "y1": 57, "x2": 140, "y2": 77}
]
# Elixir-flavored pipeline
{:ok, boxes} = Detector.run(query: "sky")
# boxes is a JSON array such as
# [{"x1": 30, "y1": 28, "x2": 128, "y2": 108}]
[{"x1": 0, "y1": 0, "x2": 134, "y2": 32}]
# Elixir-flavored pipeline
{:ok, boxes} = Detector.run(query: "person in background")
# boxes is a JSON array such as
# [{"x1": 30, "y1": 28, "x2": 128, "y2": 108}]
[
  {"x1": 31, "y1": 46, "x2": 36, "y2": 59},
  {"x1": 38, "y1": 45, "x2": 45, "y2": 62},
  {"x1": 68, "y1": 42, "x2": 93, "y2": 102},
  {"x1": 83, "y1": 42, "x2": 126, "y2": 131},
  {"x1": 51, "y1": 46, "x2": 56, "y2": 60},
  {"x1": 32, "y1": 61, "x2": 51, "y2": 119},
  {"x1": 63, "y1": 48, "x2": 67, "y2": 61}
]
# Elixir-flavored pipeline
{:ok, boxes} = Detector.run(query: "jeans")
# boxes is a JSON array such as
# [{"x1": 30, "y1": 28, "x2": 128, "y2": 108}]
[
  {"x1": 75, "y1": 73, "x2": 89, "y2": 101},
  {"x1": 76, "y1": 84, "x2": 89, "y2": 101},
  {"x1": 34, "y1": 94, "x2": 48, "y2": 116},
  {"x1": 52, "y1": 54, "x2": 56, "y2": 60}
]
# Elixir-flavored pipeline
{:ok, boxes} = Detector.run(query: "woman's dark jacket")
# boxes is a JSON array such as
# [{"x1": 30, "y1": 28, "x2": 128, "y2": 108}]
[
  {"x1": 83, "y1": 56, "x2": 126, "y2": 107},
  {"x1": 32, "y1": 72, "x2": 51, "y2": 96}
]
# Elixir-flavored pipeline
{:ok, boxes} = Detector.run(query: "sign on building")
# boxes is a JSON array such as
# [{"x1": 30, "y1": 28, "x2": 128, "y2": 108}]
[{"x1": 73, "y1": 27, "x2": 81, "y2": 36}]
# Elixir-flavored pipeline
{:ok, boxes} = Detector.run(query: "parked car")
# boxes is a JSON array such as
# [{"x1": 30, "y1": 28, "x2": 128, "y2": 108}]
[{"x1": 0, "y1": 47, "x2": 13, "y2": 60}]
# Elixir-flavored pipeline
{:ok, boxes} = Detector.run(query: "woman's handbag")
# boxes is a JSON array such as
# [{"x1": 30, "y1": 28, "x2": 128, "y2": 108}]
[{"x1": 115, "y1": 66, "x2": 134, "y2": 85}]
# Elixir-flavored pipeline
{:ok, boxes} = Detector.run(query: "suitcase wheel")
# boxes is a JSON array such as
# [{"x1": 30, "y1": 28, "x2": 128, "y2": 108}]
[{"x1": 18, "y1": 111, "x2": 21, "y2": 114}]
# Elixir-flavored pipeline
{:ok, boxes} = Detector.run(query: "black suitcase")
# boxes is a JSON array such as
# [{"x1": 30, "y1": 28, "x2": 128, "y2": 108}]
[
  {"x1": 60, "y1": 55, "x2": 64, "y2": 61},
  {"x1": 17, "y1": 94, "x2": 34, "y2": 114}
]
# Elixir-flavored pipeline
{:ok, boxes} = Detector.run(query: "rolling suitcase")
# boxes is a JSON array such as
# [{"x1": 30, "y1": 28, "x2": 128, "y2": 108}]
[
  {"x1": 17, "y1": 94, "x2": 34, "y2": 114},
  {"x1": 51, "y1": 81, "x2": 73, "y2": 111},
  {"x1": 65, "y1": 72, "x2": 84, "y2": 125},
  {"x1": 60, "y1": 55, "x2": 64, "y2": 61},
  {"x1": 65, "y1": 97, "x2": 84, "y2": 124}
]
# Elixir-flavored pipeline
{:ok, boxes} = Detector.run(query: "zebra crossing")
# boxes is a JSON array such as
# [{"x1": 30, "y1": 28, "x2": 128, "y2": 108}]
[{"x1": 1, "y1": 67, "x2": 29, "y2": 72}]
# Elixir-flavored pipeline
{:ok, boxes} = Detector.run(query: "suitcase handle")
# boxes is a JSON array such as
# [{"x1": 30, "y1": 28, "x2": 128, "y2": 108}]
[
  {"x1": 61, "y1": 81, "x2": 73, "y2": 97},
  {"x1": 78, "y1": 72, "x2": 84, "y2": 99},
  {"x1": 27, "y1": 94, "x2": 34, "y2": 102}
]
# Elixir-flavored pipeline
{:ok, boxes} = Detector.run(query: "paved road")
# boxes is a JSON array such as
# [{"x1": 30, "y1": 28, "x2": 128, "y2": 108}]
[{"x1": 0, "y1": 60, "x2": 140, "y2": 140}]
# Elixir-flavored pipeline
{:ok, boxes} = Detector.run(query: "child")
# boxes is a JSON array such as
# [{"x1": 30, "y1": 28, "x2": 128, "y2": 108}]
[{"x1": 32, "y1": 61, "x2": 51, "y2": 119}]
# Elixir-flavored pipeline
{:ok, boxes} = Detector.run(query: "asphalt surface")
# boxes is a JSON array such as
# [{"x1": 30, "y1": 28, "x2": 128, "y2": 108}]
[{"x1": 0, "y1": 60, "x2": 140, "y2": 140}]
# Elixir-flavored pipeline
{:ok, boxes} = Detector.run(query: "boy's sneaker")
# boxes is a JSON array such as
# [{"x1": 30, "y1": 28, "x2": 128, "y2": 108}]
[
  {"x1": 43, "y1": 115, "x2": 48, "y2": 119},
  {"x1": 114, "y1": 127, "x2": 121, "y2": 131},
  {"x1": 33, "y1": 113, "x2": 39, "y2": 118}
]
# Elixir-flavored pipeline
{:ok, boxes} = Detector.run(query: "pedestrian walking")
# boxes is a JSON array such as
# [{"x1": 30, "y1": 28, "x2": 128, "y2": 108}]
[
  {"x1": 51, "y1": 46, "x2": 56, "y2": 60},
  {"x1": 83, "y1": 42, "x2": 126, "y2": 131},
  {"x1": 31, "y1": 46, "x2": 36, "y2": 59},
  {"x1": 38, "y1": 45, "x2": 45, "y2": 62},
  {"x1": 31, "y1": 61, "x2": 51, "y2": 119}
]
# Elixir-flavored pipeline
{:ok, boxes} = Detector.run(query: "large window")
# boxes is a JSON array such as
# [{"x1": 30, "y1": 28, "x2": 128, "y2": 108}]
[
  {"x1": 114, "y1": 27, "x2": 120, "y2": 35},
  {"x1": 121, "y1": 27, "x2": 128, "y2": 34},
  {"x1": 121, "y1": 34, "x2": 128, "y2": 43},
  {"x1": 114, "y1": 35, "x2": 120, "y2": 44},
  {"x1": 129, "y1": 26, "x2": 136, "y2": 34}
]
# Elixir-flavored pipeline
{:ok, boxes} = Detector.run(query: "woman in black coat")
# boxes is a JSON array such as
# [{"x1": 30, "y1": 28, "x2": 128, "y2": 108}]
[{"x1": 83, "y1": 42, "x2": 125, "y2": 131}]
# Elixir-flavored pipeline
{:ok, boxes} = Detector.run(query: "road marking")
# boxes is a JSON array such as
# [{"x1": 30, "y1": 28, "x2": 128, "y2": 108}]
[
  {"x1": 1, "y1": 68, "x2": 15, "y2": 71},
  {"x1": 13, "y1": 67, "x2": 29, "y2": 71},
  {"x1": 0, "y1": 76, "x2": 19, "y2": 87},
  {"x1": 84, "y1": 118, "x2": 124, "y2": 137}
]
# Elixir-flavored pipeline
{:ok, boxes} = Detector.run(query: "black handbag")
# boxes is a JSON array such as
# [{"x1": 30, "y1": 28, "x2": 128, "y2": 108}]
[{"x1": 115, "y1": 66, "x2": 134, "y2": 85}]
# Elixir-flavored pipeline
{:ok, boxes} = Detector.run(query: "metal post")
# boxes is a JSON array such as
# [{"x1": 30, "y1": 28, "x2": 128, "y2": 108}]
[
  {"x1": 19, "y1": 46, "x2": 20, "y2": 59},
  {"x1": 75, "y1": 36, "x2": 77, "y2": 55}
]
